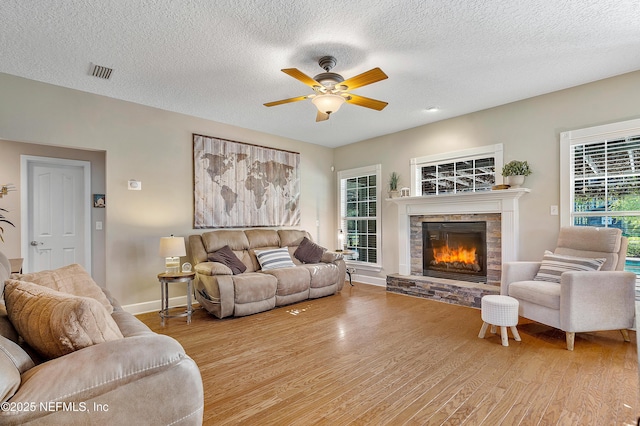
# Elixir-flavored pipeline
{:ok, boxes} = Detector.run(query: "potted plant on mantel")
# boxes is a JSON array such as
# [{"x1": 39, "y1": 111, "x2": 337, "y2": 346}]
[
  {"x1": 388, "y1": 172, "x2": 400, "y2": 198},
  {"x1": 501, "y1": 160, "x2": 532, "y2": 188}
]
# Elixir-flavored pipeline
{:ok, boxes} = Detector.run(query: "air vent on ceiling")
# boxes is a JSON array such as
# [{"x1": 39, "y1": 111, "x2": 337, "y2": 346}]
[{"x1": 89, "y1": 63, "x2": 113, "y2": 80}]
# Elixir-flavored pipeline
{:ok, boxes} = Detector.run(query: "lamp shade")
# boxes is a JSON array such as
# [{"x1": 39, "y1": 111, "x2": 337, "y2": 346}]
[
  {"x1": 159, "y1": 236, "x2": 186, "y2": 258},
  {"x1": 311, "y1": 94, "x2": 345, "y2": 114}
]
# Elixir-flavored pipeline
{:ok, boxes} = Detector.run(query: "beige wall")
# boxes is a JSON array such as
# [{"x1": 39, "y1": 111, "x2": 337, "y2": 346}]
[
  {"x1": 0, "y1": 73, "x2": 336, "y2": 309},
  {"x1": 333, "y1": 70, "x2": 640, "y2": 284},
  {"x1": 2, "y1": 70, "x2": 639, "y2": 304}
]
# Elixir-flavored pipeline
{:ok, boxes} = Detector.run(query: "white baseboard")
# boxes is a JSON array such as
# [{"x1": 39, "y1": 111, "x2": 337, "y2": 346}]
[
  {"x1": 350, "y1": 274, "x2": 386, "y2": 287},
  {"x1": 122, "y1": 295, "x2": 189, "y2": 315}
]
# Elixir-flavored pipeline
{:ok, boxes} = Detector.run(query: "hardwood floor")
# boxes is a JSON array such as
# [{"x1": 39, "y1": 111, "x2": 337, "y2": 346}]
[{"x1": 137, "y1": 283, "x2": 639, "y2": 425}]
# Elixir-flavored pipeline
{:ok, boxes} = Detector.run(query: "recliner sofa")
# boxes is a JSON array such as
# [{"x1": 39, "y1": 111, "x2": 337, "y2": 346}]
[
  {"x1": 0, "y1": 251, "x2": 204, "y2": 425},
  {"x1": 189, "y1": 229, "x2": 346, "y2": 319}
]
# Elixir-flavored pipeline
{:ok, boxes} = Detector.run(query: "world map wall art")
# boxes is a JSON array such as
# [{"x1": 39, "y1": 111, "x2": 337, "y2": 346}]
[{"x1": 193, "y1": 134, "x2": 301, "y2": 228}]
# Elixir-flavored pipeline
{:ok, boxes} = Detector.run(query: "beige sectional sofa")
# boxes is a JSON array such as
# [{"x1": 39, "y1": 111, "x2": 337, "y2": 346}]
[
  {"x1": 189, "y1": 229, "x2": 346, "y2": 318},
  {"x1": 0, "y1": 252, "x2": 203, "y2": 425}
]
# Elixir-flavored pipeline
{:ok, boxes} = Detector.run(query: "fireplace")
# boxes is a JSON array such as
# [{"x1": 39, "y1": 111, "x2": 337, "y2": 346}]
[
  {"x1": 423, "y1": 221, "x2": 487, "y2": 283},
  {"x1": 387, "y1": 188, "x2": 529, "y2": 308}
]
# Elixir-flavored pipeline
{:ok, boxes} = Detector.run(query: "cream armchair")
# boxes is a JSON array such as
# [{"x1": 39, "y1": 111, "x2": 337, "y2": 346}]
[{"x1": 501, "y1": 226, "x2": 636, "y2": 350}]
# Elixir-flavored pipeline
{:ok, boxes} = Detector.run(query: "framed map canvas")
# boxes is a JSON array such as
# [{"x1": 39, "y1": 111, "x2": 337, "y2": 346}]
[{"x1": 193, "y1": 134, "x2": 301, "y2": 228}]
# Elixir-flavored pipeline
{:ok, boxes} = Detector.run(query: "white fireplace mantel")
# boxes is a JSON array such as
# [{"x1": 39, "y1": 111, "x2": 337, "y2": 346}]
[{"x1": 389, "y1": 188, "x2": 530, "y2": 275}]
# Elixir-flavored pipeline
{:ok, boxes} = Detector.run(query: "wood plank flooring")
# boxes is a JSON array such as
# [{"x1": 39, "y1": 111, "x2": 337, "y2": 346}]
[{"x1": 136, "y1": 283, "x2": 639, "y2": 425}]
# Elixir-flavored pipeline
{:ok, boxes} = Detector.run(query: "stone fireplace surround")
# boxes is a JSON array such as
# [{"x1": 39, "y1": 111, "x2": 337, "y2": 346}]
[{"x1": 387, "y1": 188, "x2": 529, "y2": 308}]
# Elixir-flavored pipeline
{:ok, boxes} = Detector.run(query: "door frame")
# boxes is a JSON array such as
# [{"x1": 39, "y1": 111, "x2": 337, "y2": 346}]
[{"x1": 20, "y1": 155, "x2": 92, "y2": 273}]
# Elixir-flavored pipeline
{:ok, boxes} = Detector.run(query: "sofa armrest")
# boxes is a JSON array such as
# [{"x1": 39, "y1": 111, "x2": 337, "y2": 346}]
[
  {"x1": 321, "y1": 251, "x2": 343, "y2": 263},
  {"x1": 194, "y1": 261, "x2": 232, "y2": 276},
  {"x1": 560, "y1": 271, "x2": 636, "y2": 332},
  {"x1": 320, "y1": 251, "x2": 347, "y2": 291},
  {"x1": 501, "y1": 261, "x2": 541, "y2": 295},
  {"x1": 1, "y1": 334, "x2": 203, "y2": 425}
]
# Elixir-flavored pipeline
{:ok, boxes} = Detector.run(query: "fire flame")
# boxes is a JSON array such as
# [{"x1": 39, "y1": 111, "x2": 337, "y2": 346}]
[{"x1": 432, "y1": 245, "x2": 477, "y2": 264}]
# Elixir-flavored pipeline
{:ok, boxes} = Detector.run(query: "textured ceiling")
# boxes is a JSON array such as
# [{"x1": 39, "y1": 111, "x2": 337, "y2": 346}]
[{"x1": 2, "y1": 1, "x2": 640, "y2": 148}]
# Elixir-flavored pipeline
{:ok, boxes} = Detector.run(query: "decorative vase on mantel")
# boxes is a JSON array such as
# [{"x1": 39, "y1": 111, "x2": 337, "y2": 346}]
[
  {"x1": 506, "y1": 175, "x2": 525, "y2": 189},
  {"x1": 388, "y1": 190, "x2": 399, "y2": 199}
]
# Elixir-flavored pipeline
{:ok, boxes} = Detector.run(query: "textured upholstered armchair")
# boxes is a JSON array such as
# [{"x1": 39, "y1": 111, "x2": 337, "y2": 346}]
[{"x1": 501, "y1": 226, "x2": 636, "y2": 350}]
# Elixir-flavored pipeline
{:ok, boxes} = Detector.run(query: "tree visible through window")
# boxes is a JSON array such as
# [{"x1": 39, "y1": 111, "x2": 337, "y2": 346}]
[{"x1": 561, "y1": 120, "x2": 640, "y2": 276}]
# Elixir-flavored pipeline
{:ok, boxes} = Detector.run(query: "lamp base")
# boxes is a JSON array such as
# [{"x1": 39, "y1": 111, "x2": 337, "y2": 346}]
[{"x1": 165, "y1": 257, "x2": 181, "y2": 274}]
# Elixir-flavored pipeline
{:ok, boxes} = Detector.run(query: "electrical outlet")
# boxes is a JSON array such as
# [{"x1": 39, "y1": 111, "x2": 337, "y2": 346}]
[
  {"x1": 550, "y1": 205, "x2": 558, "y2": 216},
  {"x1": 96, "y1": 221, "x2": 103, "y2": 230}
]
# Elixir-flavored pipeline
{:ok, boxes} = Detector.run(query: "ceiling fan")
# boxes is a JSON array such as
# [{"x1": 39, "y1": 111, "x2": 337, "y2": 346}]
[{"x1": 264, "y1": 56, "x2": 388, "y2": 122}]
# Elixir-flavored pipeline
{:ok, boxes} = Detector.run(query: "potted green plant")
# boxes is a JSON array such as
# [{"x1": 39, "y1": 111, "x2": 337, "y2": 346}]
[
  {"x1": 0, "y1": 207, "x2": 14, "y2": 243},
  {"x1": 501, "y1": 160, "x2": 532, "y2": 188},
  {"x1": 388, "y1": 172, "x2": 400, "y2": 198}
]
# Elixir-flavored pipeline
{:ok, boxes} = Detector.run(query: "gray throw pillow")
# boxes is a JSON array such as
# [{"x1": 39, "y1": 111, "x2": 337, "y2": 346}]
[
  {"x1": 533, "y1": 250, "x2": 605, "y2": 283},
  {"x1": 294, "y1": 237, "x2": 326, "y2": 264},
  {"x1": 255, "y1": 247, "x2": 296, "y2": 270},
  {"x1": 208, "y1": 245, "x2": 247, "y2": 275}
]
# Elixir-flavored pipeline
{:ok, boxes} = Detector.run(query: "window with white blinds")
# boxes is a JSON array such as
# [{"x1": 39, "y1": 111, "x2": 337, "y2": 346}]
[
  {"x1": 337, "y1": 164, "x2": 382, "y2": 271},
  {"x1": 572, "y1": 136, "x2": 640, "y2": 220},
  {"x1": 561, "y1": 118, "x2": 640, "y2": 275}
]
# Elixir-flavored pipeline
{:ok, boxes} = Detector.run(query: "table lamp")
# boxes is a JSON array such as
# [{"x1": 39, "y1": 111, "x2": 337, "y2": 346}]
[
  {"x1": 159, "y1": 235, "x2": 186, "y2": 273},
  {"x1": 337, "y1": 229, "x2": 345, "y2": 251}
]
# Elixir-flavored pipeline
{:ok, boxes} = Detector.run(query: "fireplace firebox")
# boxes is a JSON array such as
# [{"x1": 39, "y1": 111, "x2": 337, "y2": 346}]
[{"x1": 423, "y1": 221, "x2": 487, "y2": 283}]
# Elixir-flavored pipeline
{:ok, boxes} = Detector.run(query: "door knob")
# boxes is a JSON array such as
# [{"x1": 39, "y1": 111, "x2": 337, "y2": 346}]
[{"x1": 30, "y1": 241, "x2": 43, "y2": 246}]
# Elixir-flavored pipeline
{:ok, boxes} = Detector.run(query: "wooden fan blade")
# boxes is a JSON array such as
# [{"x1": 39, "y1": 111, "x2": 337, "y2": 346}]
[
  {"x1": 345, "y1": 94, "x2": 388, "y2": 111},
  {"x1": 282, "y1": 68, "x2": 322, "y2": 88},
  {"x1": 339, "y1": 68, "x2": 388, "y2": 91},
  {"x1": 316, "y1": 110, "x2": 330, "y2": 122},
  {"x1": 264, "y1": 95, "x2": 308, "y2": 107}
]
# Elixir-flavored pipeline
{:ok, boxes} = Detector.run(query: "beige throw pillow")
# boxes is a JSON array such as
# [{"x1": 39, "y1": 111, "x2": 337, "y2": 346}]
[
  {"x1": 4, "y1": 280, "x2": 123, "y2": 359},
  {"x1": 11, "y1": 263, "x2": 113, "y2": 314}
]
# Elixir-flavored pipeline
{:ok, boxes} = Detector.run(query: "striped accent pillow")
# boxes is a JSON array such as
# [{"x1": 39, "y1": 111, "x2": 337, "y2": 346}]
[
  {"x1": 533, "y1": 250, "x2": 606, "y2": 284},
  {"x1": 255, "y1": 247, "x2": 296, "y2": 271}
]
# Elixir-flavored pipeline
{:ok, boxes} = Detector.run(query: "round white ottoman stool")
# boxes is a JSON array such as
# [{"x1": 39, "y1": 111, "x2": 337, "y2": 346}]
[{"x1": 478, "y1": 295, "x2": 521, "y2": 347}]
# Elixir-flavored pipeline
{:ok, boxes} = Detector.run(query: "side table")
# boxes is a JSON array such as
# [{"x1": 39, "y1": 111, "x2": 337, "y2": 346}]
[
  {"x1": 337, "y1": 250, "x2": 356, "y2": 286},
  {"x1": 157, "y1": 271, "x2": 196, "y2": 326},
  {"x1": 8, "y1": 258, "x2": 23, "y2": 273}
]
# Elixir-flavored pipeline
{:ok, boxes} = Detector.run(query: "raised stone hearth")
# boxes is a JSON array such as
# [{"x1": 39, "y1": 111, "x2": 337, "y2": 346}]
[{"x1": 386, "y1": 274, "x2": 499, "y2": 308}]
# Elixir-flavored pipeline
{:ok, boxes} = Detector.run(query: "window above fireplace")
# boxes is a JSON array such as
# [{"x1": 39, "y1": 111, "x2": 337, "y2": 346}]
[{"x1": 410, "y1": 144, "x2": 504, "y2": 197}]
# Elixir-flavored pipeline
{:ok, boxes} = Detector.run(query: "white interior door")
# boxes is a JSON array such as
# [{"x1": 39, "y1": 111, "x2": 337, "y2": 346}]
[{"x1": 21, "y1": 156, "x2": 91, "y2": 273}]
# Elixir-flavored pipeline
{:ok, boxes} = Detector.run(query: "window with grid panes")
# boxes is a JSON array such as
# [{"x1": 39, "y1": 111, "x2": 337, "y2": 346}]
[
  {"x1": 420, "y1": 157, "x2": 495, "y2": 195},
  {"x1": 411, "y1": 145, "x2": 503, "y2": 197},
  {"x1": 561, "y1": 119, "x2": 640, "y2": 276},
  {"x1": 338, "y1": 165, "x2": 381, "y2": 269}
]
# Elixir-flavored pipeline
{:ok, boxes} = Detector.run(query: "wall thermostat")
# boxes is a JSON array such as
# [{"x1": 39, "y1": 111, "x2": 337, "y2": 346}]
[{"x1": 128, "y1": 180, "x2": 142, "y2": 190}]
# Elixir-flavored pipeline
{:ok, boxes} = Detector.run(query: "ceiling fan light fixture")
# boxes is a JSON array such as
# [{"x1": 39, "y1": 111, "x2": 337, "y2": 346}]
[{"x1": 311, "y1": 94, "x2": 345, "y2": 114}]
